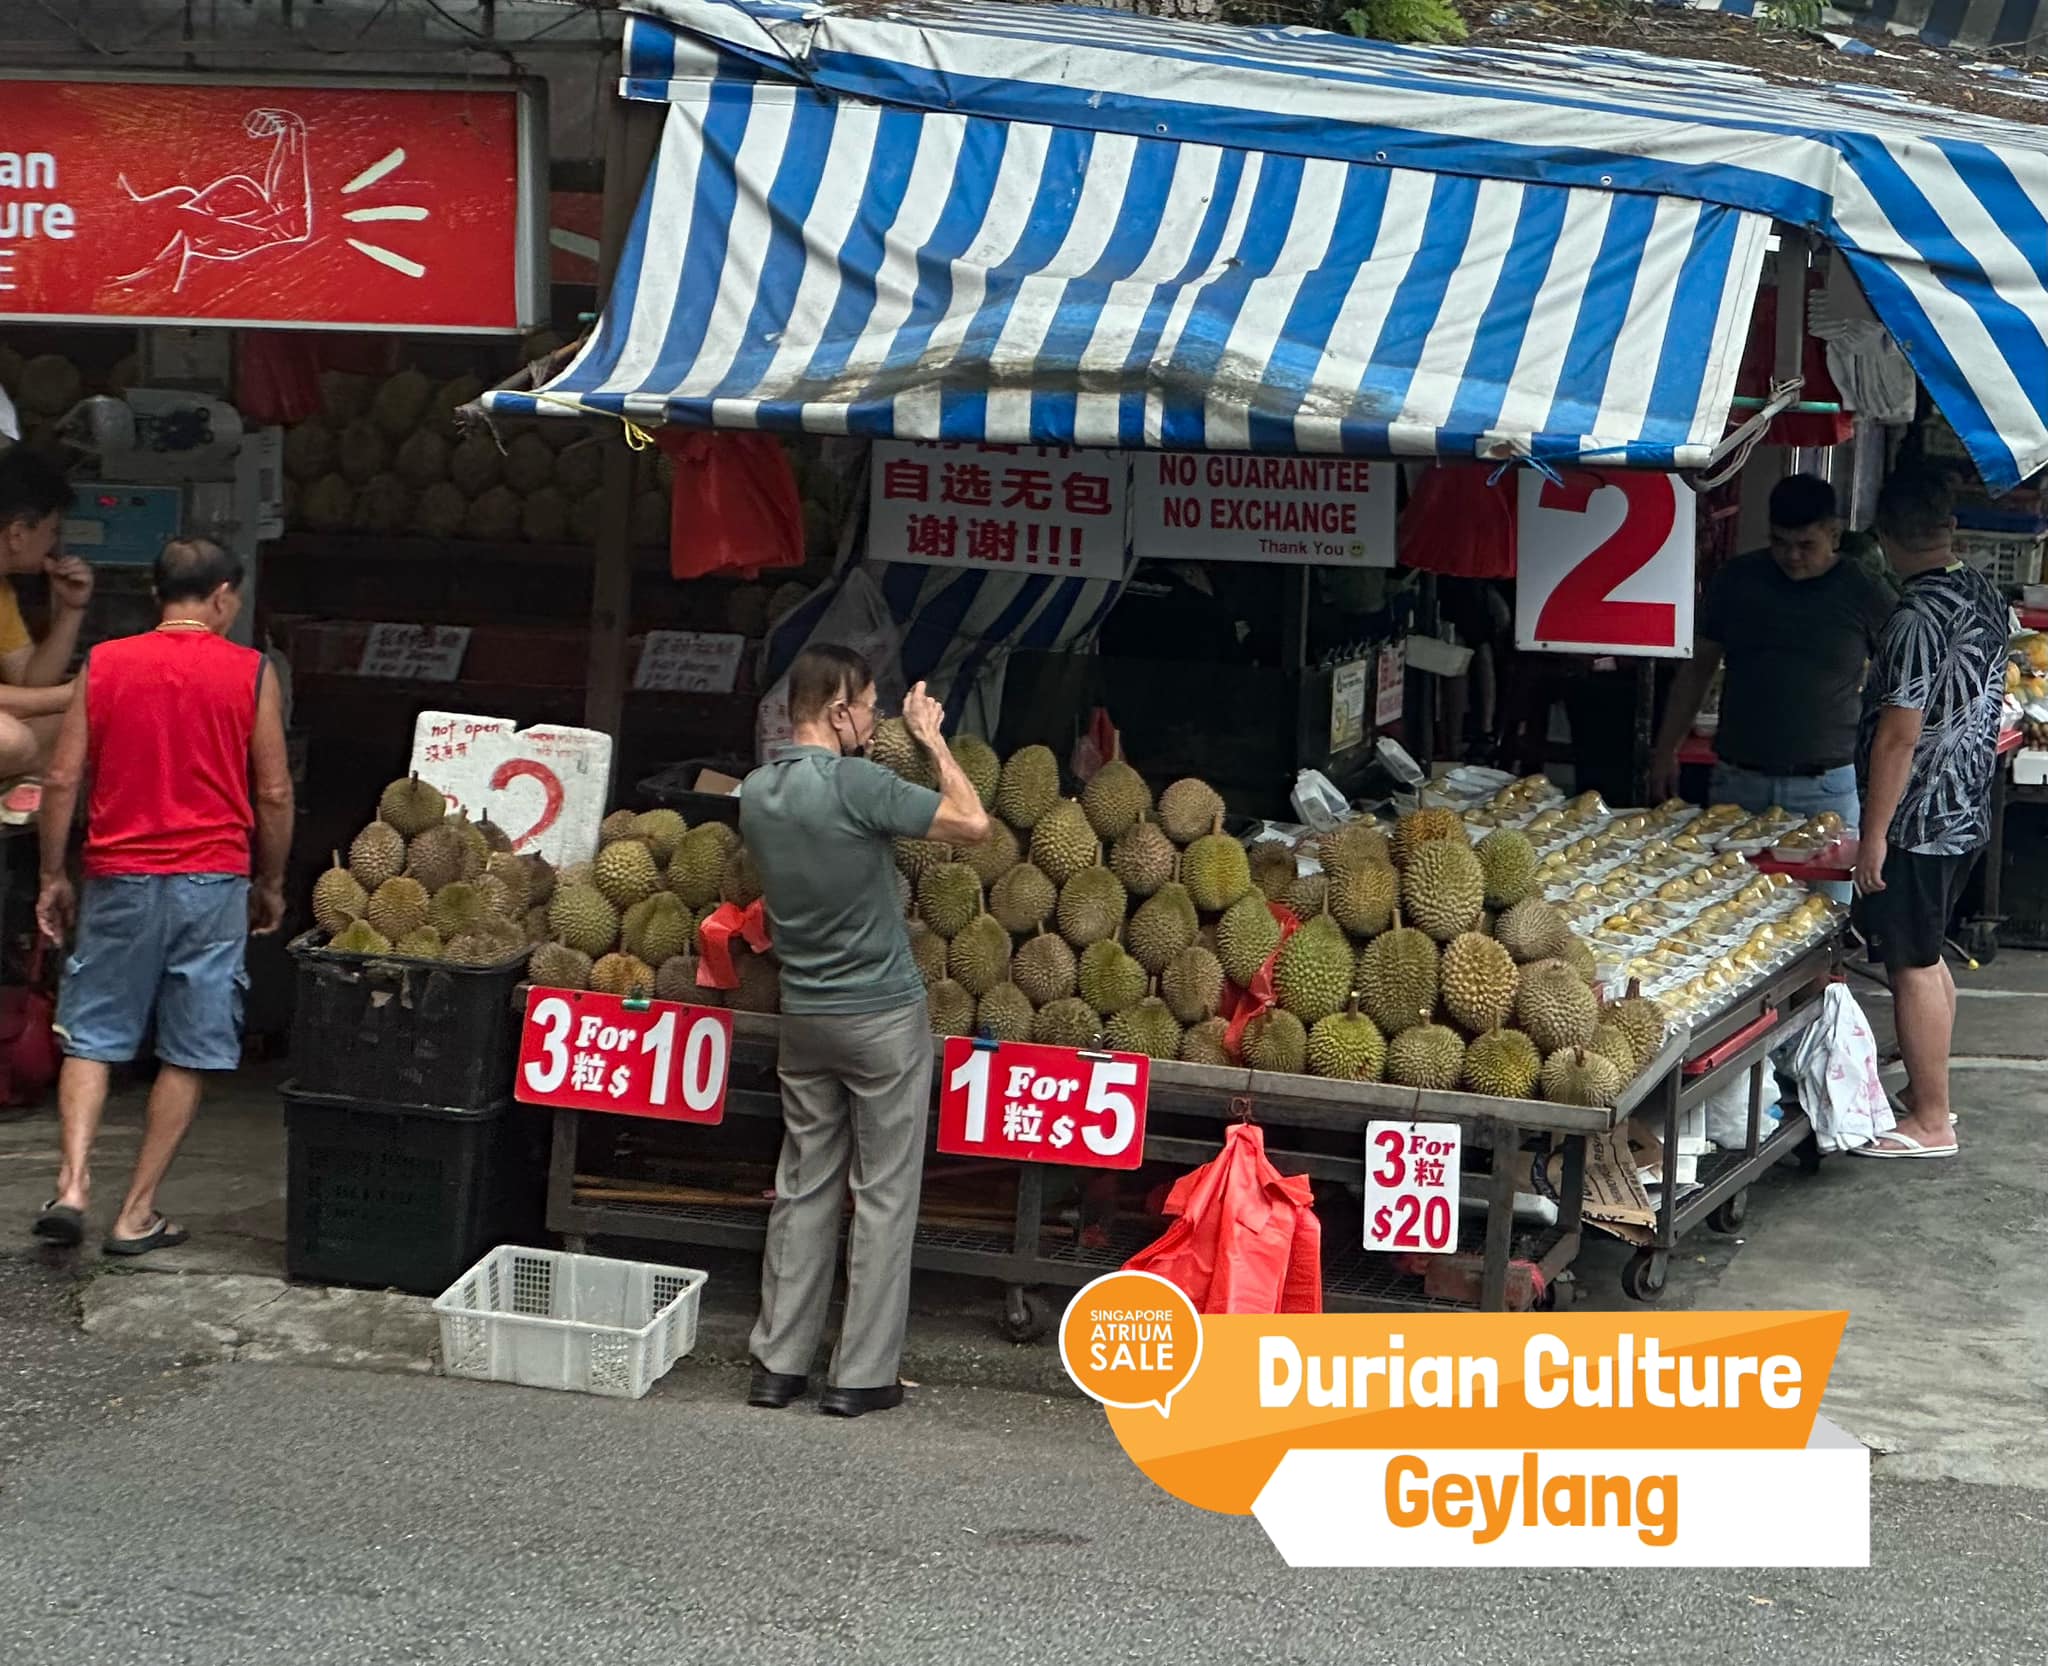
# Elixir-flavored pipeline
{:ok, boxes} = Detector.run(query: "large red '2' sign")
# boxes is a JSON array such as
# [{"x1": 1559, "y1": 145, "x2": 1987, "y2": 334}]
[{"x1": 1516, "y1": 470, "x2": 1696, "y2": 659}]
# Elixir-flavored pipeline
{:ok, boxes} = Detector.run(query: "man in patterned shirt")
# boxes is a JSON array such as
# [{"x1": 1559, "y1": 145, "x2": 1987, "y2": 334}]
[{"x1": 1853, "y1": 469, "x2": 2008, "y2": 1159}]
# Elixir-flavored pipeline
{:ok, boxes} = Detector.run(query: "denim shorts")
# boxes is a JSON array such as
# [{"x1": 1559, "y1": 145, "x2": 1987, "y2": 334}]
[{"x1": 55, "y1": 874, "x2": 249, "y2": 1072}]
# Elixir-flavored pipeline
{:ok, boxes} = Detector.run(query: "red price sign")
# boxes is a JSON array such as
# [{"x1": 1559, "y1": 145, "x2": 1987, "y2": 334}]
[
  {"x1": 936, "y1": 1038, "x2": 1149, "y2": 1169},
  {"x1": 1363, "y1": 1120, "x2": 1462, "y2": 1254},
  {"x1": 515, "y1": 988, "x2": 732, "y2": 1123},
  {"x1": 1514, "y1": 469, "x2": 1696, "y2": 658}
]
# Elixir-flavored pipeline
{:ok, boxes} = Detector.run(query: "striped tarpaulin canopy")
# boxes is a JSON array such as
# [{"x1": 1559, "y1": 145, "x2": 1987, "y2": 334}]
[{"x1": 495, "y1": 0, "x2": 2048, "y2": 493}]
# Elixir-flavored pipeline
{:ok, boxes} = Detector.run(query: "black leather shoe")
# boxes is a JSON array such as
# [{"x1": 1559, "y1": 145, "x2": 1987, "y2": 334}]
[
  {"x1": 819, "y1": 1383, "x2": 905, "y2": 1418},
  {"x1": 748, "y1": 1367, "x2": 808, "y2": 1408}
]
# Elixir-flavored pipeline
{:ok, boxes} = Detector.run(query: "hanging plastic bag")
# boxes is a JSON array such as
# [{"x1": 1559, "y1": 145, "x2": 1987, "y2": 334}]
[
  {"x1": 1397, "y1": 465, "x2": 1517, "y2": 578},
  {"x1": 1790, "y1": 984, "x2": 1896, "y2": 1153},
  {"x1": 1124, "y1": 1122, "x2": 1322, "y2": 1314},
  {"x1": 1701, "y1": 1062, "x2": 1786, "y2": 1149},
  {"x1": 753, "y1": 567, "x2": 905, "y2": 761},
  {"x1": 657, "y1": 429, "x2": 804, "y2": 581},
  {"x1": 0, "y1": 947, "x2": 60, "y2": 1110}
]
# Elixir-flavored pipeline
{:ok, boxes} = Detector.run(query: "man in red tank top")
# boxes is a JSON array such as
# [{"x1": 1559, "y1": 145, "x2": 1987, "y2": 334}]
[{"x1": 28, "y1": 538, "x2": 294, "y2": 1256}]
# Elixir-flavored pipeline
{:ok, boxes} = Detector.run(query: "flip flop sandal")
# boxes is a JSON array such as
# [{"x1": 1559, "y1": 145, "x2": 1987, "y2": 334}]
[
  {"x1": 1852, "y1": 1132, "x2": 1958, "y2": 1160},
  {"x1": 31, "y1": 1201, "x2": 85, "y2": 1246},
  {"x1": 102, "y1": 1217, "x2": 189, "y2": 1257}
]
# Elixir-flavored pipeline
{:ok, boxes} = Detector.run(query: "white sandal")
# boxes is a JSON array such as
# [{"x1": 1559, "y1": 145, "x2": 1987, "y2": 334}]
[{"x1": 1853, "y1": 1131, "x2": 1958, "y2": 1159}]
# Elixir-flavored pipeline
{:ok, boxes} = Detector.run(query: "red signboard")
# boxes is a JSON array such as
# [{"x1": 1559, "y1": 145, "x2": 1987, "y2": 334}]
[
  {"x1": 0, "y1": 78, "x2": 541, "y2": 332},
  {"x1": 515, "y1": 988, "x2": 732, "y2": 1124},
  {"x1": 937, "y1": 1037, "x2": 1150, "y2": 1169}
]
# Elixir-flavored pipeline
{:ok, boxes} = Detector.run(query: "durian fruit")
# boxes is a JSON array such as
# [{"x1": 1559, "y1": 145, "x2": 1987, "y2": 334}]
[
  {"x1": 329, "y1": 919, "x2": 392, "y2": 956},
  {"x1": 394, "y1": 927, "x2": 444, "y2": 960},
  {"x1": 922, "y1": 861, "x2": 988, "y2": 938},
  {"x1": 1013, "y1": 930, "x2": 1079, "y2": 1006},
  {"x1": 908, "y1": 921, "x2": 950, "y2": 988},
  {"x1": 622, "y1": 892, "x2": 693, "y2": 966},
  {"x1": 548, "y1": 883, "x2": 621, "y2": 957},
  {"x1": 1329, "y1": 859, "x2": 1398, "y2": 939},
  {"x1": 529, "y1": 942, "x2": 592, "y2": 991},
  {"x1": 994, "y1": 745, "x2": 1061, "y2": 830},
  {"x1": 378, "y1": 774, "x2": 446, "y2": 837},
  {"x1": 1610, "y1": 989, "x2": 1669, "y2": 1062},
  {"x1": 669, "y1": 824, "x2": 737, "y2": 908},
  {"x1": 1030, "y1": 800, "x2": 1099, "y2": 886},
  {"x1": 1356, "y1": 910, "x2": 1439, "y2": 1036},
  {"x1": 523, "y1": 855, "x2": 556, "y2": 910},
  {"x1": 1158, "y1": 778, "x2": 1225, "y2": 845},
  {"x1": 929, "y1": 978, "x2": 977, "y2": 1037},
  {"x1": 1273, "y1": 913, "x2": 1355, "y2": 1027},
  {"x1": 1541, "y1": 1046, "x2": 1623, "y2": 1109},
  {"x1": 654, "y1": 953, "x2": 698, "y2": 1003},
  {"x1": 1109, "y1": 818, "x2": 1177, "y2": 900},
  {"x1": 1056, "y1": 867, "x2": 1128, "y2": 950},
  {"x1": 961, "y1": 819, "x2": 1021, "y2": 888},
  {"x1": 1463, "y1": 1027, "x2": 1542, "y2": 1099},
  {"x1": 1439, "y1": 931, "x2": 1519, "y2": 1035},
  {"x1": 1106, "y1": 991, "x2": 1182, "y2": 1061},
  {"x1": 632, "y1": 809, "x2": 689, "y2": 864},
  {"x1": 1250, "y1": 843, "x2": 1298, "y2": 903},
  {"x1": 404, "y1": 824, "x2": 467, "y2": 894},
  {"x1": 1283, "y1": 873, "x2": 1329, "y2": 920},
  {"x1": 349, "y1": 821, "x2": 408, "y2": 891},
  {"x1": 952, "y1": 735, "x2": 1001, "y2": 809},
  {"x1": 1216, "y1": 891, "x2": 1283, "y2": 987},
  {"x1": 593, "y1": 841, "x2": 661, "y2": 911},
  {"x1": 1127, "y1": 883, "x2": 1198, "y2": 976},
  {"x1": 1588, "y1": 1020, "x2": 1640, "y2": 1081},
  {"x1": 1496, "y1": 899, "x2": 1572, "y2": 965},
  {"x1": 895, "y1": 838, "x2": 951, "y2": 883},
  {"x1": 1179, "y1": 1017, "x2": 1233, "y2": 1066},
  {"x1": 476, "y1": 816, "x2": 515, "y2": 856},
  {"x1": 1387, "y1": 1023, "x2": 1465, "y2": 1091},
  {"x1": 870, "y1": 717, "x2": 936, "y2": 787},
  {"x1": 446, "y1": 814, "x2": 490, "y2": 880},
  {"x1": 732, "y1": 951, "x2": 782, "y2": 1014},
  {"x1": 524, "y1": 906, "x2": 553, "y2": 945},
  {"x1": 1475, "y1": 828, "x2": 1539, "y2": 910},
  {"x1": 365, "y1": 876, "x2": 431, "y2": 943},
  {"x1": 1082, "y1": 755, "x2": 1153, "y2": 842},
  {"x1": 988, "y1": 863, "x2": 1055, "y2": 936},
  {"x1": 1393, "y1": 806, "x2": 1469, "y2": 867},
  {"x1": 600, "y1": 809, "x2": 640, "y2": 846},
  {"x1": 430, "y1": 882, "x2": 491, "y2": 941},
  {"x1": 1078, "y1": 939, "x2": 1146, "y2": 1017},
  {"x1": 1400, "y1": 840, "x2": 1486, "y2": 943},
  {"x1": 1183, "y1": 821, "x2": 1253, "y2": 913},
  {"x1": 719, "y1": 847, "x2": 764, "y2": 907},
  {"x1": 484, "y1": 851, "x2": 532, "y2": 915},
  {"x1": 1562, "y1": 936, "x2": 1599, "y2": 986},
  {"x1": 588, "y1": 952, "x2": 654, "y2": 999},
  {"x1": 1161, "y1": 945, "x2": 1225, "y2": 1024},
  {"x1": 475, "y1": 871, "x2": 522, "y2": 922},
  {"x1": 1320, "y1": 822, "x2": 1392, "y2": 879},
  {"x1": 312, "y1": 851, "x2": 367, "y2": 934},
  {"x1": 1306, "y1": 1000, "x2": 1387, "y2": 1082},
  {"x1": 1033, "y1": 996, "x2": 1101, "y2": 1049},
  {"x1": 977, "y1": 982, "x2": 1036, "y2": 1043},
  {"x1": 1242, "y1": 1007, "x2": 1309, "y2": 1075},
  {"x1": 1515, "y1": 960, "x2": 1600, "y2": 1055},
  {"x1": 947, "y1": 914, "x2": 1012, "y2": 998}
]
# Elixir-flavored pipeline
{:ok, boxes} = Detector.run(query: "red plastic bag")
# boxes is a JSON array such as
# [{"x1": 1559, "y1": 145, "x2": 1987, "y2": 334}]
[
  {"x1": 0, "y1": 948, "x2": 60, "y2": 1109},
  {"x1": 1124, "y1": 1122, "x2": 1322, "y2": 1314},
  {"x1": 1397, "y1": 465, "x2": 1518, "y2": 578},
  {"x1": 656, "y1": 430, "x2": 805, "y2": 581}
]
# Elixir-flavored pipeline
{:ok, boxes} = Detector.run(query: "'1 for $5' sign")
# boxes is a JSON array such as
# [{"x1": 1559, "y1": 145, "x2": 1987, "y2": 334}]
[{"x1": 937, "y1": 1038, "x2": 1150, "y2": 1169}]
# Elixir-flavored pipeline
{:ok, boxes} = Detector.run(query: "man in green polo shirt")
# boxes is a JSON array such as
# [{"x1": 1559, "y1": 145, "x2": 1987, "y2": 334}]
[{"x1": 740, "y1": 645, "x2": 990, "y2": 1418}]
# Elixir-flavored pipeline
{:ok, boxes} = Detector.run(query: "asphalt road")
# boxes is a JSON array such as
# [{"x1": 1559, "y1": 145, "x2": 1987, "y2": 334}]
[{"x1": 1, "y1": 1252, "x2": 2043, "y2": 1666}]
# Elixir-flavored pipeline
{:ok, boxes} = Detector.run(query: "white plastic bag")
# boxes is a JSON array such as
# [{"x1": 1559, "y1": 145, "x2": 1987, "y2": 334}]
[
  {"x1": 1790, "y1": 984, "x2": 1896, "y2": 1154},
  {"x1": 1702, "y1": 1062, "x2": 1786, "y2": 1150},
  {"x1": 753, "y1": 568, "x2": 904, "y2": 763},
  {"x1": 1290, "y1": 769, "x2": 1350, "y2": 832}
]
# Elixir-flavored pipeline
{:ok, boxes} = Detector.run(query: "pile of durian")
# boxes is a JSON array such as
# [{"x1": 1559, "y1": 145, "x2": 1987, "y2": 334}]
[
  {"x1": 879, "y1": 731, "x2": 1668, "y2": 1109},
  {"x1": 310, "y1": 777, "x2": 779, "y2": 1012}
]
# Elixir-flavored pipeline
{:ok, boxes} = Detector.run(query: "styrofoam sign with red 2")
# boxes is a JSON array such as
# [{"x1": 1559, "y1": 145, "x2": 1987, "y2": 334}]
[
  {"x1": 408, "y1": 711, "x2": 612, "y2": 867},
  {"x1": 1514, "y1": 471, "x2": 1696, "y2": 658}
]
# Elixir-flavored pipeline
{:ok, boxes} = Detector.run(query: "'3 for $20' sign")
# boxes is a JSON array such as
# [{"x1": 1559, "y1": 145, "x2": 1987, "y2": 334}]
[{"x1": 937, "y1": 1038, "x2": 1150, "y2": 1169}]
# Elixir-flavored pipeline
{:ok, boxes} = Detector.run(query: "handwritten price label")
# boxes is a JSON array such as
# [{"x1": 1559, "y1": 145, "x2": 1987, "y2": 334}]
[
  {"x1": 1363, "y1": 1120, "x2": 1462, "y2": 1254},
  {"x1": 515, "y1": 988, "x2": 732, "y2": 1123},
  {"x1": 936, "y1": 1037, "x2": 1150, "y2": 1169}
]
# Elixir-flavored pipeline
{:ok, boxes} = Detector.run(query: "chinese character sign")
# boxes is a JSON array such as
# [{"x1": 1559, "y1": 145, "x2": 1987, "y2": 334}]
[
  {"x1": 1363, "y1": 1121, "x2": 1462, "y2": 1254},
  {"x1": 407, "y1": 711, "x2": 613, "y2": 866},
  {"x1": 357, "y1": 623, "x2": 470, "y2": 683},
  {"x1": 633, "y1": 630, "x2": 746, "y2": 694},
  {"x1": 515, "y1": 989, "x2": 733, "y2": 1124},
  {"x1": 869, "y1": 442, "x2": 1129, "y2": 582},
  {"x1": 937, "y1": 1038, "x2": 1150, "y2": 1169}
]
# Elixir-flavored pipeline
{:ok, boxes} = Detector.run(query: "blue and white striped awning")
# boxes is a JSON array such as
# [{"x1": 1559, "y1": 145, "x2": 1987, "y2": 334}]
[{"x1": 490, "y1": 0, "x2": 2048, "y2": 491}]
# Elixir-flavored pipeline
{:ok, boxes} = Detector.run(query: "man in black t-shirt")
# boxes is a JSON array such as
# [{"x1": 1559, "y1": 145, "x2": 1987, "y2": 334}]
[
  {"x1": 1853, "y1": 470, "x2": 2007, "y2": 1161},
  {"x1": 1650, "y1": 476, "x2": 1895, "y2": 851}
]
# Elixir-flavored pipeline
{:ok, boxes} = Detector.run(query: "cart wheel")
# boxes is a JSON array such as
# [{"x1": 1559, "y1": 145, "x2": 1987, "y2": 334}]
[
  {"x1": 1539, "y1": 1271, "x2": 1576, "y2": 1311},
  {"x1": 1708, "y1": 1189, "x2": 1749, "y2": 1233},
  {"x1": 1000, "y1": 1286, "x2": 1050, "y2": 1344},
  {"x1": 1794, "y1": 1132, "x2": 1824, "y2": 1175},
  {"x1": 1962, "y1": 920, "x2": 1999, "y2": 966},
  {"x1": 1621, "y1": 1251, "x2": 1669, "y2": 1302}
]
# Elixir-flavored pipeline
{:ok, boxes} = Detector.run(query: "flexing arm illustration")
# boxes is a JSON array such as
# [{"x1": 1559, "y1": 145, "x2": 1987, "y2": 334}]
[{"x1": 113, "y1": 108, "x2": 313, "y2": 291}]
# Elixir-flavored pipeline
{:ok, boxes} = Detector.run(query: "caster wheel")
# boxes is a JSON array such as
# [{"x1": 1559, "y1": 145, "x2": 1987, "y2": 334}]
[
  {"x1": 1621, "y1": 1251, "x2": 1668, "y2": 1302},
  {"x1": 1708, "y1": 1189, "x2": 1749, "y2": 1233},
  {"x1": 1000, "y1": 1287, "x2": 1049, "y2": 1344},
  {"x1": 1539, "y1": 1272, "x2": 1576, "y2": 1311},
  {"x1": 1795, "y1": 1131, "x2": 1824, "y2": 1175}
]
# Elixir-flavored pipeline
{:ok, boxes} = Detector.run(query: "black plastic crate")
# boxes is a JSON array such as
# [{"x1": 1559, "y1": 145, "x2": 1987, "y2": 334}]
[
  {"x1": 289, "y1": 933, "x2": 525, "y2": 1112},
  {"x1": 282, "y1": 1084, "x2": 549, "y2": 1296},
  {"x1": 636, "y1": 757, "x2": 748, "y2": 828}
]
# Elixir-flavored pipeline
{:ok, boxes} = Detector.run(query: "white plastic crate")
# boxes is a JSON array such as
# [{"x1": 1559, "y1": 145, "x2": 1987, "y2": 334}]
[
  {"x1": 433, "y1": 1247, "x2": 707, "y2": 1399},
  {"x1": 1955, "y1": 528, "x2": 2046, "y2": 587}
]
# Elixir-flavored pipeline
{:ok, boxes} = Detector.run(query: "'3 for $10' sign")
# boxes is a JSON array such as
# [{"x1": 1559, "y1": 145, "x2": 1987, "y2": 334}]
[{"x1": 937, "y1": 1038, "x2": 1150, "y2": 1169}]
